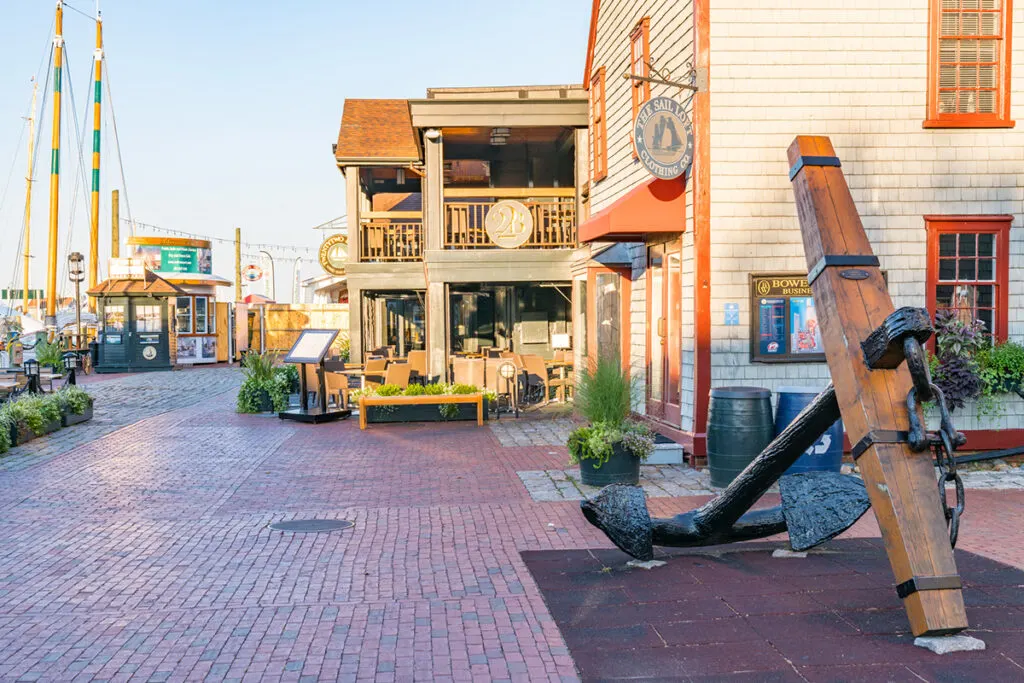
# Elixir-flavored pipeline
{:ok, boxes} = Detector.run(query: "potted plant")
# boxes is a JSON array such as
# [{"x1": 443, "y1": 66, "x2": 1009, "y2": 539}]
[
  {"x1": 33, "y1": 339, "x2": 66, "y2": 372},
  {"x1": 0, "y1": 395, "x2": 60, "y2": 445},
  {"x1": 56, "y1": 385, "x2": 94, "y2": 426},
  {"x1": 236, "y1": 351, "x2": 289, "y2": 414},
  {"x1": 568, "y1": 358, "x2": 655, "y2": 486},
  {"x1": 357, "y1": 383, "x2": 491, "y2": 424},
  {"x1": 978, "y1": 340, "x2": 1024, "y2": 399}
]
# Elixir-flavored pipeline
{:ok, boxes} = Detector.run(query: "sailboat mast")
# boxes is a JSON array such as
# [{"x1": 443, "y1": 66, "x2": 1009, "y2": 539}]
[
  {"x1": 45, "y1": 0, "x2": 64, "y2": 326},
  {"x1": 23, "y1": 80, "x2": 38, "y2": 314},
  {"x1": 89, "y1": 10, "x2": 103, "y2": 310}
]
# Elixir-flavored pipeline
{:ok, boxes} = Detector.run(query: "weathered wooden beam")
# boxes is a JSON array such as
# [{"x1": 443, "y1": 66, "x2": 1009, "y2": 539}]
[{"x1": 787, "y1": 135, "x2": 967, "y2": 637}]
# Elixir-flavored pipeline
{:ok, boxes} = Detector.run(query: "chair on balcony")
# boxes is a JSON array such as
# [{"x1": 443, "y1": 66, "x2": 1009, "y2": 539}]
[{"x1": 365, "y1": 222, "x2": 386, "y2": 260}]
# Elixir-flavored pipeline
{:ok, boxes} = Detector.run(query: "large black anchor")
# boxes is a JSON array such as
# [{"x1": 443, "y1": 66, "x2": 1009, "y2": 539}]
[{"x1": 581, "y1": 307, "x2": 960, "y2": 561}]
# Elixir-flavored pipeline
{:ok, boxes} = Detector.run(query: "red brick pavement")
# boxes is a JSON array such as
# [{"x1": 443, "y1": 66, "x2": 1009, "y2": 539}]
[{"x1": 0, "y1": 385, "x2": 1021, "y2": 682}]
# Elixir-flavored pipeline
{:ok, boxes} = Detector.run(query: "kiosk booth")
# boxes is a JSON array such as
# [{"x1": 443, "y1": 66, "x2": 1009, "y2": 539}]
[
  {"x1": 88, "y1": 266, "x2": 183, "y2": 373},
  {"x1": 127, "y1": 236, "x2": 232, "y2": 365}
]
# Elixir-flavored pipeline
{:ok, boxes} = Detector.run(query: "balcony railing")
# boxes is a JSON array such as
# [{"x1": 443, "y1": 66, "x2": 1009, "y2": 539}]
[
  {"x1": 443, "y1": 188, "x2": 576, "y2": 249},
  {"x1": 359, "y1": 212, "x2": 423, "y2": 262}
]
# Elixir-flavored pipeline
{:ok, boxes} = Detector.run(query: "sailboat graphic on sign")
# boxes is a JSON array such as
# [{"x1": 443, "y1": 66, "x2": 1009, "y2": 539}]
[{"x1": 652, "y1": 116, "x2": 684, "y2": 153}]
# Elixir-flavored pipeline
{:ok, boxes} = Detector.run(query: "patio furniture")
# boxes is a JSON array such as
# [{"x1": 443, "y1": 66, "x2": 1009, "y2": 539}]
[
  {"x1": 363, "y1": 358, "x2": 388, "y2": 389},
  {"x1": 323, "y1": 372, "x2": 350, "y2": 409},
  {"x1": 382, "y1": 362, "x2": 412, "y2": 389},
  {"x1": 452, "y1": 357, "x2": 484, "y2": 388},
  {"x1": 407, "y1": 350, "x2": 428, "y2": 383},
  {"x1": 546, "y1": 358, "x2": 574, "y2": 402},
  {"x1": 521, "y1": 354, "x2": 551, "y2": 405}
]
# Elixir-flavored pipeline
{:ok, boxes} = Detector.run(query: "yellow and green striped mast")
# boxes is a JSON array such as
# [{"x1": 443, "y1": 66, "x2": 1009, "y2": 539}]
[
  {"x1": 45, "y1": 0, "x2": 64, "y2": 326},
  {"x1": 88, "y1": 9, "x2": 103, "y2": 310}
]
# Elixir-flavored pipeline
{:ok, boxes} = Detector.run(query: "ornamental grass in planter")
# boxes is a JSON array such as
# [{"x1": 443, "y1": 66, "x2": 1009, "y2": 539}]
[{"x1": 568, "y1": 358, "x2": 654, "y2": 487}]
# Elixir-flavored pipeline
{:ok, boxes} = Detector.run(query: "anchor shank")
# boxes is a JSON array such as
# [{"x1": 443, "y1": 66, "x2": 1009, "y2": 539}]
[{"x1": 694, "y1": 384, "x2": 840, "y2": 535}]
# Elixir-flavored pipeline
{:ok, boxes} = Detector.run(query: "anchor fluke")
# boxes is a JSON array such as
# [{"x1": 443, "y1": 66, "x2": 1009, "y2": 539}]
[{"x1": 780, "y1": 472, "x2": 871, "y2": 552}]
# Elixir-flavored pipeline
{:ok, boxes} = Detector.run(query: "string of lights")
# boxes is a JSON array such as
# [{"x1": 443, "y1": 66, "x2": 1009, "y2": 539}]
[{"x1": 123, "y1": 218, "x2": 318, "y2": 255}]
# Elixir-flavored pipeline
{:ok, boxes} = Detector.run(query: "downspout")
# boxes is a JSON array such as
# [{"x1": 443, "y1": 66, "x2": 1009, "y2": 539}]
[{"x1": 692, "y1": 0, "x2": 712, "y2": 457}]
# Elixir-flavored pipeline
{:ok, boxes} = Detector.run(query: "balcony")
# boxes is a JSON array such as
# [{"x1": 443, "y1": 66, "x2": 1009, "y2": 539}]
[
  {"x1": 359, "y1": 212, "x2": 423, "y2": 262},
  {"x1": 356, "y1": 189, "x2": 577, "y2": 263},
  {"x1": 444, "y1": 188, "x2": 577, "y2": 249}
]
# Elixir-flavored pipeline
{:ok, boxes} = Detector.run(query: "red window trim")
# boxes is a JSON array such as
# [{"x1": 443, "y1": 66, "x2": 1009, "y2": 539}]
[
  {"x1": 924, "y1": 0, "x2": 1015, "y2": 129},
  {"x1": 626, "y1": 17, "x2": 651, "y2": 126},
  {"x1": 590, "y1": 66, "x2": 608, "y2": 182},
  {"x1": 924, "y1": 215, "x2": 1011, "y2": 342}
]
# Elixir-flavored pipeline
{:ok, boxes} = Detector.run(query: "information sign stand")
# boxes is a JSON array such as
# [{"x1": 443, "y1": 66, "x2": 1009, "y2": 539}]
[{"x1": 278, "y1": 329, "x2": 351, "y2": 424}]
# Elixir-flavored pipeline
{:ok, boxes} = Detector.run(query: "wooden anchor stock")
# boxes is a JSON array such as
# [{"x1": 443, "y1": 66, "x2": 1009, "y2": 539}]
[{"x1": 788, "y1": 136, "x2": 967, "y2": 637}]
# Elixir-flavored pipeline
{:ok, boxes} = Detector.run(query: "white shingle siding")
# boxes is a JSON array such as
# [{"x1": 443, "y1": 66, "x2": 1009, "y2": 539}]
[
  {"x1": 709, "y1": 0, "x2": 1024, "y2": 406},
  {"x1": 588, "y1": 0, "x2": 1022, "y2": 432}
]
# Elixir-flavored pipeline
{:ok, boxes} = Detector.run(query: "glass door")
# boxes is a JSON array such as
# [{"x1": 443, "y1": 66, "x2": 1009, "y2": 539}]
[
  {"x1": 647, "y1": 240, "x2": 682, "y2": 425},
  {"x1": 130, "y1": 299, "x2": 169, "y2": 367}
]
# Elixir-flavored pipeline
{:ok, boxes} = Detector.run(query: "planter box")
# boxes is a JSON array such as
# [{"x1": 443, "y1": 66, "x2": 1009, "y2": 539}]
[
  {"x1": 41, "y1": 418, "x2": 62, "y2": 435},
  {"x1": 62, "y1": 403, "x2": 94, "y2": 427},
  {"x1": 10, "y1": 421, "x2": 36, "y2": 446},
  {"x1": 926, "y1": 392, "x2": 1024, "y2": 432},
  {"x1": 359, "y1": 394, "x2": 489, "y2": 428},
  {"x1": 364, "y1": 399, "x2": 489, "y2": 424},
  {"x1": 578, "y1": 442, "x2": 641, "y2": 487}
]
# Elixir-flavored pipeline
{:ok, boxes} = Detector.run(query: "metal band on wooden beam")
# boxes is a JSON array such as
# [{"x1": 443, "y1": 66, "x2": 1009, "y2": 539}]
[
  {"x1": 851, "y1": 430, "x2": 909, "y2": 461},
  {"x1": 806, "y1": 254, "x2": 881, "y2": 286},
  {"x1": 788, "y1": 155, "x2": 841, "y2": 181},
  {"x1": 896, "y1": 575, "x2": 963, "y2": 599}
]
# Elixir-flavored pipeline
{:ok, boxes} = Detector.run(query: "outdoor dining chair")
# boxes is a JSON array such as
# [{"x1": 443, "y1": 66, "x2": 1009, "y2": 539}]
[
  {"x1": 323, "y1": 371, "x2": 350, "y2": 409},
  {"x1": 363, "y1": 358, "x2": 388, "y2": 390},
  {"x1": 407, "y1": 350, "x2": 427, "y2": 383},
  {"x1": 521, "y1": 354, "x2": 551, "y2": 405},
  {"x1": 382, "y1": 362, "x2": 411, "y2": 389}
]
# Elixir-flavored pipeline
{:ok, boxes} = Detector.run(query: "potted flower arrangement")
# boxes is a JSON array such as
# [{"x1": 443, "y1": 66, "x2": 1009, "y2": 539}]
[
  {"x1": 56, "y1": 385, "x2": 94, "y2": 426},
  {"x1": 568, "y1": 358, "x2": 655, "y2": 486}
]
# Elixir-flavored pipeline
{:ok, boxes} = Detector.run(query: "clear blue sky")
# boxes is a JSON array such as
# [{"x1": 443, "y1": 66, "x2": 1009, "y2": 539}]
[{"x1": 0, "y1": 0, "x2": 589, "y2": 301}]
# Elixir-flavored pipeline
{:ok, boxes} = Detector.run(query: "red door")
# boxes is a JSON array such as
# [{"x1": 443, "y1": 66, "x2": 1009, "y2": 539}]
[{"x1": 647, "y1": 239, "x2": 682, "y2": 425}]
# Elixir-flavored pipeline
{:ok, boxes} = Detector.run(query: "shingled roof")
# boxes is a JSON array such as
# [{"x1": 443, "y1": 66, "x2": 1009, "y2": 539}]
[{"x1": 334, "y1": 99, "x2": 421, "y2": 164}]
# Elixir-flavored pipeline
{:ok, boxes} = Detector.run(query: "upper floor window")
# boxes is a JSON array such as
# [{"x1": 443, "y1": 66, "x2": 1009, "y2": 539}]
[
  {"x1": 590, "y1": 66, "x2": 608, "y2": 181},
  {"x1": 926, "y1": 0, "x2": 1014, "y2": 128},
  {"x1": 925, "y1": 215, "x2": 1011, "y2": 341},
  {"x1": 630, "y1": 17, "x2": 651, "y2": 126}
]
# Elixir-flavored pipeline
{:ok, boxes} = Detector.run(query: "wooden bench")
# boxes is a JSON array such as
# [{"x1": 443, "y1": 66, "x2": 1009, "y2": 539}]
[{"x1": 358, "y1": 393, "x2": 484, "y2": 430}]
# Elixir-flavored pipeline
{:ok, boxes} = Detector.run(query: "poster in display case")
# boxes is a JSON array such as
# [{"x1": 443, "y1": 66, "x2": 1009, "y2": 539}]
[{"x1": 749, "y1": 274, "x2": 826, "y2": 363}]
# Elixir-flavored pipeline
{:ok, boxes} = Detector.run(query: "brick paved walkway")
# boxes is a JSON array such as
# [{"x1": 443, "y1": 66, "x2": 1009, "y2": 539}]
[{"x1": 0, "y1": 368, "x2": 1022, "y2": 682}]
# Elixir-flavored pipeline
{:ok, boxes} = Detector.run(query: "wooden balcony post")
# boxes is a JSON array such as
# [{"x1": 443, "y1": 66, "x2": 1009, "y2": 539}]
[
  {"x1": 787, "y1": 135, "x2": 967, "y2": 637},
  {"x1": 423, "y1": 133, "x2": 444, "y2": 253},
  {"x1": 345, "y1": 168, "x2": 362, "y2": 260}
]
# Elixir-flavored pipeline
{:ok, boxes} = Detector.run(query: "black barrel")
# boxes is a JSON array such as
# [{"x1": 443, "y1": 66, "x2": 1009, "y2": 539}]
[{"x1": 707, "y1": 386, "x2": 775, "y2": 488}]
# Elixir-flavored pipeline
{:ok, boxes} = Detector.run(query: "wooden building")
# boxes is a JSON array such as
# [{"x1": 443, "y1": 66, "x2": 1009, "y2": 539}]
[
  {"x1": 578, "y1": 0, "x2": 1023, "y2": 453},
  {"x1": 333, "y1": 87, "x2": 588, "y2": 377}
]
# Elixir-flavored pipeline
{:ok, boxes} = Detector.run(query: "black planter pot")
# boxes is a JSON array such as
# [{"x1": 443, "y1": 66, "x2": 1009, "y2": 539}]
[
  {"x1": 12, "y1": 421, "x2": 36, "y2": 446},
  {"x1": 365, "y1": 398, "x2": 490, "y2": 424},
  {"x1": 578, "y1": 442, "x2": 641, "y2": 487},
  {"x1": 62, "y1": 403, "x2": 94, "y2": 427}
]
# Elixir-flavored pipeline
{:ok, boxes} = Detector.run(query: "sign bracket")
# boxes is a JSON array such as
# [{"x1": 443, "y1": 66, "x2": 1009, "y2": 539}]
[{"x1": 622, "y1": 59, "x2": 699, "y2": 93}]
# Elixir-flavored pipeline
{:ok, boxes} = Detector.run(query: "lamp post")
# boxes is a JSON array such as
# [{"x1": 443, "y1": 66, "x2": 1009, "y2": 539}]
[{"x1": 68, "y1": 252, "x2": 85, "y2": 349}]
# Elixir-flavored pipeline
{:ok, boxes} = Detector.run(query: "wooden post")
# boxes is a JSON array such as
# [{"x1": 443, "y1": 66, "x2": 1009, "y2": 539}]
[
  {"x1": 111, "y1": 189, "x2": 119, "y2": 257},
  {"x1": 787, "y1": 135, "x2": 967, "y2": 637},
  {"x1": 235, "y1": 227, "x2": 242, "y2": 302},
  {"x1": 45, "y1": 1, "x2": 64, "y2": 326}
]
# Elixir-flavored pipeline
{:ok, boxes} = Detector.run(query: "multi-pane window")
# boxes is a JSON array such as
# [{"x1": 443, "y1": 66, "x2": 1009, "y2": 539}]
[
  {"x1": 590, "y1": 66, "x2": 607, "y2": 181},
  {"x1": 195, "y1": 297, "x2": 209, "y2": 334},
  {"x1": 927, "y1": 0, "x2": 1014, "y2": 127},
  {"x1": 630, "y1": 18, "x2": 651, "y2": 126},
  {"x1": 135, "y1": 305, "x2": 162, "y2": 333},
  {"x1": 175, "y1": 297, "x2": 193, "y2": 334},
  {"x1": 926, "y1": 216, "x2": 1010, "y2": 341}
]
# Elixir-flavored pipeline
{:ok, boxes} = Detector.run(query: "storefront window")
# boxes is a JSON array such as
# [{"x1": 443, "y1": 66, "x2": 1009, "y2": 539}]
[
  {"x1": 195, "y1": 297, "x2": 208, "y2": 334},
  {"x1": 135, "y1": 305, "x2": 162, "y2": 333},
  {"x1": 104, "y1": 304, "x2": 125, "y2": 344},
  {"x1": 176, "y1": 297, "x2": 193, "y2": 334}
]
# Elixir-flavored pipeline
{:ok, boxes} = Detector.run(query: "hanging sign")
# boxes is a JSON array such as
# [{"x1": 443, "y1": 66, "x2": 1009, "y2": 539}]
[
  {"x1": 108, "y1": 258, "x2": 147, "y2": 280},
  {"x1": 242, "y1": 264, "x2": 263, "y2": 282},
  {"x1": 318, "y1": 234, "x2": 348, "y2": 276},
  {"x1": 634, "y1": 96, "x2": 694, "y2": 181},
  {"x1": 485, "y1": 200, "x2": 534, "y2": 248}
]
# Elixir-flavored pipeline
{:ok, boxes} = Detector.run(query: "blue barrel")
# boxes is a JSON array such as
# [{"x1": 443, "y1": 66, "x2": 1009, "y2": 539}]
[{"x1": 774, "y1": 386, "x2": 844, "y2": 474}]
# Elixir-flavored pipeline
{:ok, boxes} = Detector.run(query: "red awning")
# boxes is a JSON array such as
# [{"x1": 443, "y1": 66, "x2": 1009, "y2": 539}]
[
  {"x1": 579, "y1": 176, "x2": 686, "y2": 243},
  {"x1": 243, "y1": 293, "x2": 275, "y2": 305}
]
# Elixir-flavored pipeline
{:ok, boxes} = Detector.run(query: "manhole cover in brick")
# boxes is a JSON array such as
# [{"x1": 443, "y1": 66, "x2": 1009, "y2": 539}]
[{"x1": 269, "y1": 519, "x2": 354, "y2": 533}]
